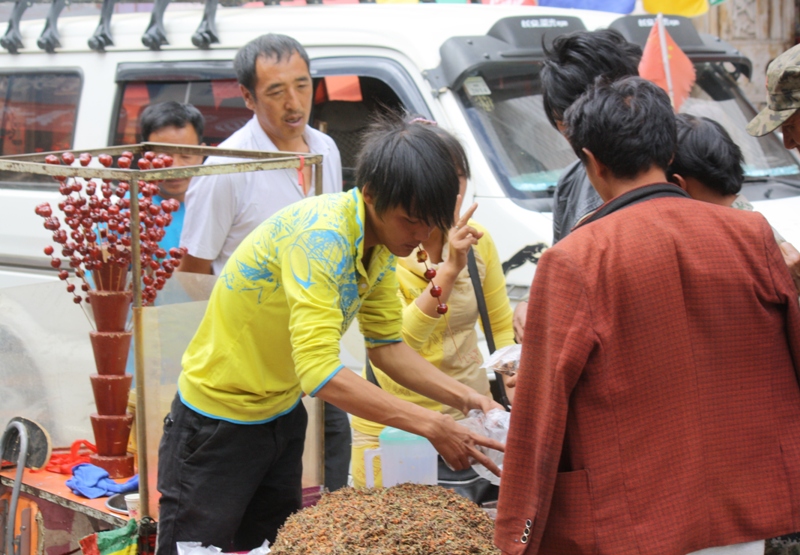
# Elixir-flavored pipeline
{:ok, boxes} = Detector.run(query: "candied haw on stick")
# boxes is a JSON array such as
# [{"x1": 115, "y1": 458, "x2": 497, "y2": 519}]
[
  {"x1": 417, "y1": 247, "x2": 447, "y2": 315},
  {"x1": 35, "y1": 203, "x2": 53, "y2": 217},
  {"x1": 34, "y1": 149, "x2": 186, "y2": 307}
]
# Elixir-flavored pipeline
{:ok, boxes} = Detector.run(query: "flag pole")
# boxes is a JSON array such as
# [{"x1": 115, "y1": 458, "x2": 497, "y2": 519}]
[{"x1": 657, "y1": 13, "x2": 675, "y2": 108}]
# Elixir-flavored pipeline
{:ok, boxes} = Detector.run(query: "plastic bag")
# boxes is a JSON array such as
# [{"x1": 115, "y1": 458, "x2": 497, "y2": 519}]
[
  {"x1": 480, "y1": 344, "x2": 521, "y2": 376},
  {"x1": 176, "y1": 540, "x2": 271, "y2": 555},
  {"x1": 457, "y1": 408, "x2": 510, "y2": 486}
]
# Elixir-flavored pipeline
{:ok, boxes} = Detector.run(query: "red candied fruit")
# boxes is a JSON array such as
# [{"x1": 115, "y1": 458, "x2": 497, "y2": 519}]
[
  {"x1": 35, "y1": 203, "x2": 53, "y2": 217},
  {"x1": 61, "y1": 152, "x2": 75, "y2": 165},
  {"x1": 98, "y1": 154, "x2": 113, "y2": 168}
]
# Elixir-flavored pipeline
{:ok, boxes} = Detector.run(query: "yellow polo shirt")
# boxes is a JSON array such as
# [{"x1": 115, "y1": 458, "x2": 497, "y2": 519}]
[
  {"x1": 352, "y1": 221, "x2": 514, "y2": 437},
  {"x1": 178, "y1": 188, "x2": 402, "y2": 423}
]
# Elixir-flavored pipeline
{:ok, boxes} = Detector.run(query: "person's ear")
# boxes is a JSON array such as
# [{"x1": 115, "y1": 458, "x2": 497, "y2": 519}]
[
  {"x1": 582, "y1": 148, "x2": 604, "y2": 180},
  {"x1": 240, "y1": 84, "x2": 256, "y2": 112},
  {"x1": 361, "y1": 185, "x2": 374, "y2": 206},
  {"x1": 671, "y1": 173, "x2": 688, "y2": 192}
]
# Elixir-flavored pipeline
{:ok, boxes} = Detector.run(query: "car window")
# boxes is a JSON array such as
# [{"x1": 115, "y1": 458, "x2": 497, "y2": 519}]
[
  {"x1": 0, "y1": 71, "x2": 82, "y2": 185},
  {"x1": 112, "y1": 79, "x2": 251, "y2": 147}
]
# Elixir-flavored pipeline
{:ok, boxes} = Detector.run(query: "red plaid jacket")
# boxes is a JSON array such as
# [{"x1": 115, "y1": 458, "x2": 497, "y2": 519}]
[{"x1": 495, "y1": 193, "x2": 800, "y2": 555}]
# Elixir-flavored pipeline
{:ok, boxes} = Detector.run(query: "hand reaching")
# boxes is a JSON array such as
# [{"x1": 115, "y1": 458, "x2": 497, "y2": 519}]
[
  {"x1": 513, "y1": 301, "x2": 528, "y2": 343},
  {"x1": 780, "y1": 241, "x2": 800, "y2": 294}
]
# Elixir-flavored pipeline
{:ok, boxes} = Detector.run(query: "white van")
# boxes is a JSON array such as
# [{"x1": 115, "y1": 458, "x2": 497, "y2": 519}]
[{"x1": 0, "y1": 4, "x2": 798, "y2": 297}]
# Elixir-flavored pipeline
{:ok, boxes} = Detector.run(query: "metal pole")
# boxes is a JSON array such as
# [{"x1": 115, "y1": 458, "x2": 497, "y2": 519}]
[
  {"x1": 314, "y1": 161, "x2": 322, "y2": 196},
  {"x1": 129, "y1": 178, "x2": 149, "y2": 519},
  {"x1": 0, "y1": 421, "x2": 28, "y2": 555},
  {"x1": 657, "y1": 13, "x2": 675, "y2": 108}
]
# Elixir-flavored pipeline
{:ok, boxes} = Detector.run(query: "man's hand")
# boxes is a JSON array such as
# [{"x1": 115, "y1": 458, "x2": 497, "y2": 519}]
[
  {"x1": 780, "y1": 241, "x2": 800, "y2": 294},
  {"x1": 513, "y1": 301, "x2": 528, "y2": 343},
  {"x1": 463, "y1": 390, "x2": 504, "y2": 416},
  {"x1": 426, "y1": 412, "x2": 504, "y2": 476},
  {"x1": 502, "y1": 374, "x2": 516, "y2": 406}
]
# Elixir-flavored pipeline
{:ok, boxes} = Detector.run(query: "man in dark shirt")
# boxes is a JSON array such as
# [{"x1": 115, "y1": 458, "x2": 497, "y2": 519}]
[{"x1": 513, "y1": 29, "x2": 641, "y2": 341}]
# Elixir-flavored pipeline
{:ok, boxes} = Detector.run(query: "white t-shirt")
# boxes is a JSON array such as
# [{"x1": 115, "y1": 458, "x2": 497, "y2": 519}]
[{"x1": 180, "y1": 116, "x2": 343, "y2": 274}]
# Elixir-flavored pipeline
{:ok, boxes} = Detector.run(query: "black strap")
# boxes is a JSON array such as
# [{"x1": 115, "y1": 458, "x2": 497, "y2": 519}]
[
  {"x1": 467, "y1": 248, "x2": 510, "y2": 411},
  {"x1": 575, "y1": 183, "x2": 690, "y2": 231}
]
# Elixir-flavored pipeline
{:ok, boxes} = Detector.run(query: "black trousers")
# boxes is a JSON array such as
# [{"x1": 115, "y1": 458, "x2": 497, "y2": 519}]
[
  {"x1": 323, "y1": 401, "x2": 350, "y2": 491},
  {"x1": 156, "y1": 395, "x2": 307, "y2": 555}
]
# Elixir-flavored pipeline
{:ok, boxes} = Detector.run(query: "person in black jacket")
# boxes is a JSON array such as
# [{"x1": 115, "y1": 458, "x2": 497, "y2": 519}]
[{"x1": 513, "y1": 29, "x2": 641, "y2": 342}]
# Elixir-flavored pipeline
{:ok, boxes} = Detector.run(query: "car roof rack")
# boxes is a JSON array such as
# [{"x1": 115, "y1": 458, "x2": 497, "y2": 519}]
[
  {"x1": 609, "y1": 14, "x2": 752, "y2": 80},
  {"x1": 0, "y1": 0, "x2": 379, "y2": 55},
  {"x1": 424, "y1": 15, "x2": 587, "y2": 94}
]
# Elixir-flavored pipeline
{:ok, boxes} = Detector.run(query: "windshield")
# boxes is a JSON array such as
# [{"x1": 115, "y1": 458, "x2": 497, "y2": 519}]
[{"x1": 457, "y1": 62, "x2": 800, "y2": 206}]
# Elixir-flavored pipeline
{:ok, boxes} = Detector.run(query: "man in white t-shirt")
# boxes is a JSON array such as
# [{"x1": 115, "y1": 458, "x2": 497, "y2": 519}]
[
  {"x1": 178, "y1": 34, "x2": 348, "y2": 492},
  {"x1": 179, "y1": 34, "x2": 342, "y2": 276}
]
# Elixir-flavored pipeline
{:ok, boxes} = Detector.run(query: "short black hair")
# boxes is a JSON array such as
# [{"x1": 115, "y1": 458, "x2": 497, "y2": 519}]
[
  {"x1": 356, "y1": 113, "x2": 459, "y2": 231},
  {"x1": 139, "y1": 101, "x2": 204, "y2": 143},
  {"x1": 541, "y1": 29, "x2": 642, "y2": 129},
  {"x1": 234, "y1": 34, "x2": 310, "y2": 95},
  {"x1": 564, "y1": 76, "x2": 676, "y2": 180},
  {"x1": 668, "y1": 114, "x2": 744, "y2": 197}
]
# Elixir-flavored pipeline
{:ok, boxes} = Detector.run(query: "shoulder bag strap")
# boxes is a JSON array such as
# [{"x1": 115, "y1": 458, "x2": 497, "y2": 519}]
[
  {"x1": 467, "y1": 248, "x2": 510, "y2": 410},
  {"x1": 365, "y1": 352, "x2": 381, "y2": 389}
]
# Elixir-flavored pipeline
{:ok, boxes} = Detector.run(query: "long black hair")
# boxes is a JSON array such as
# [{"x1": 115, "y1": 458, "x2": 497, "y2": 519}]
[{"x1": 668, "y1": 114, "x2": 744, "y2": 196}]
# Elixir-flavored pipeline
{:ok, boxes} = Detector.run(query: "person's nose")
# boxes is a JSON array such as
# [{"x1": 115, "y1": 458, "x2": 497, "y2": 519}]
[{"x1": 285, "y1": 87, "x2": 300, "y2": 111}]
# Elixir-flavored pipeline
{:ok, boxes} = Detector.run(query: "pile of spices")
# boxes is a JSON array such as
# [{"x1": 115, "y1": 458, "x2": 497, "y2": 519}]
[{"x1": 270, "y1": 484, "x2": 500, "y2": 555}]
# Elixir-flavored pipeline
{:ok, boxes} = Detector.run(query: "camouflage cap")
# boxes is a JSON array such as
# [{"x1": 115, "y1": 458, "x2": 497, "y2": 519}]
[{"x1": 747, "y1": 43, "x2": 800, "y2": 137}]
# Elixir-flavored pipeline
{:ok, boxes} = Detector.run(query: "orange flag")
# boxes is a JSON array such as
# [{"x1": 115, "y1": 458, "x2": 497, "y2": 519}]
[{"x1": 638, "y1": 15, "x2": 696, "y2": 111}]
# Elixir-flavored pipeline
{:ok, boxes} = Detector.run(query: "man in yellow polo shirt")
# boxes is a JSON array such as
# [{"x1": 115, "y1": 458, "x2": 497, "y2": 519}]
[{"x1": 156, "y1": 115, "x2": 504, "y2": 555}]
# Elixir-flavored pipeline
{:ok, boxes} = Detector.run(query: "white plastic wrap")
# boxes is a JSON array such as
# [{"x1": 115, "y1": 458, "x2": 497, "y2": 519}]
[
  {"x1": 177, "y1": 540, "x2": 270, "y2": 555},
  {"x1": 480, "y1": 344, "x2": 521, "y2": 376},
  {"x1": 457, "y1": 408, "x2": 510, "y2": 486}
]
